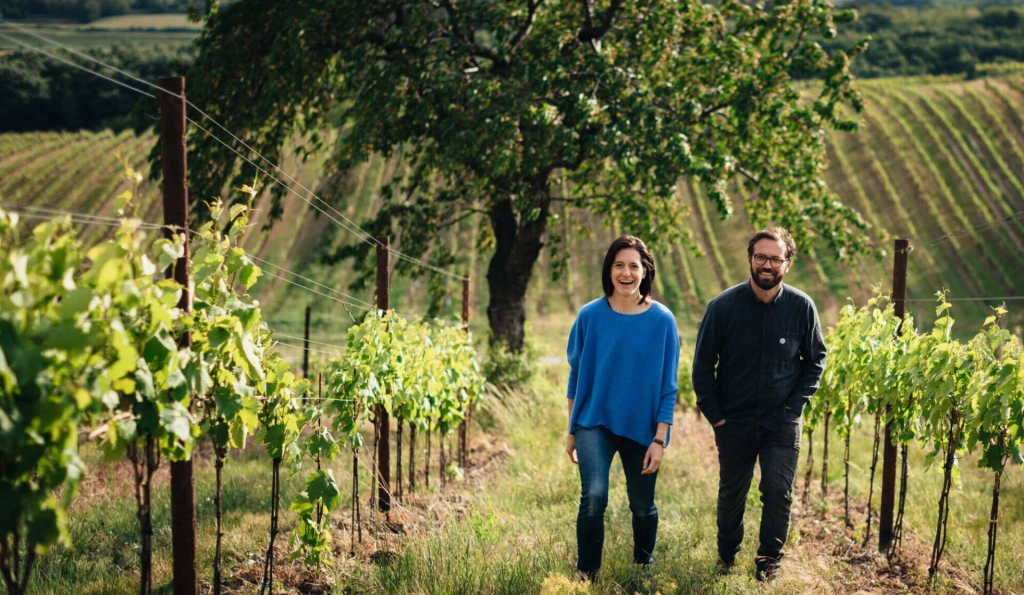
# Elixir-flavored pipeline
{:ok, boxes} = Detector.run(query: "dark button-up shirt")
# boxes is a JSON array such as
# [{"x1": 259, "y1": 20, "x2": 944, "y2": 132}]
[{"x1": 691, "y1": 281, "x2": 827, "y2": 432}]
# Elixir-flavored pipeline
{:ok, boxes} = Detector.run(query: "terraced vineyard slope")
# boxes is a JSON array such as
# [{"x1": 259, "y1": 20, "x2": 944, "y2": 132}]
[{"x1": 1, "y1": 75, "x2": 1023, "y2": 338}]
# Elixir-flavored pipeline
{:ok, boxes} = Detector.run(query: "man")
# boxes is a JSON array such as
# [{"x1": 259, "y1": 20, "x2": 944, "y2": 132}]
[{"x1": 691, "y1": 226, "x2": 827, "y2": 582}]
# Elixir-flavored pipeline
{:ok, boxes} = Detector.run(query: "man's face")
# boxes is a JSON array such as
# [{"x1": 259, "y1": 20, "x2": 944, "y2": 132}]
[{"x1": 749, "y1": 238, "x2": 791, "y2": 290}]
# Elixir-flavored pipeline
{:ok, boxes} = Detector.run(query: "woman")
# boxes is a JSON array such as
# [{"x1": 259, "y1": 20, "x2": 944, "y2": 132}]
[{"x1": 565, "y1": 235, "x2": 680, "y2": 580}]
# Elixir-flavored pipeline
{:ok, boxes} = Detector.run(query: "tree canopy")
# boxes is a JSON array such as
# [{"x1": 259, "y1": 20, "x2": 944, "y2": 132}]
[{"x1": 178, "y1": 0, "x2": 876, "y2": 353}]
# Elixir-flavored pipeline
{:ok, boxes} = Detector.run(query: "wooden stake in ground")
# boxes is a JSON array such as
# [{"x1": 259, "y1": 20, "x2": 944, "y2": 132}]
[
  {"x1": 879, "y1": 238, "x2": 909, "y2": 553},
  {"x1": 159, "y1": 75, "x2": 197, "y2": 595},
  {"x1": 375, "y1": 236, "x2": 392, "y2": 513}
]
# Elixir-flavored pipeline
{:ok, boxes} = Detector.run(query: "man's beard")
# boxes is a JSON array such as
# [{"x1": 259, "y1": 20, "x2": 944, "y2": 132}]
[{"x1": 750, "y1": 263, "x2": 784, "y2": 290}]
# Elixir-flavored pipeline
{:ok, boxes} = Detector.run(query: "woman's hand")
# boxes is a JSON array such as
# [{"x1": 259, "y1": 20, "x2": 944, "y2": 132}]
[
  {"x1": 566, "y1": 434, "x2": 578, "y2": 465},
  {"x1": 642, "y1": 442, "x2": 664, "y2": 475}
]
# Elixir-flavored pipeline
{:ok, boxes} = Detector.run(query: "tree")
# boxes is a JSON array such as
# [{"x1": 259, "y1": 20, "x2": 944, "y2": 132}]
[{"x1": 174, "y1": 0, "x2": 876, "y2": 353}]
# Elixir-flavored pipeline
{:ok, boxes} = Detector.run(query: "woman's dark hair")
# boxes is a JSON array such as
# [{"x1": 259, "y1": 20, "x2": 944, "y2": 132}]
[{"x1": 602, "y1": 236, "x2": 656, "y2": 304}]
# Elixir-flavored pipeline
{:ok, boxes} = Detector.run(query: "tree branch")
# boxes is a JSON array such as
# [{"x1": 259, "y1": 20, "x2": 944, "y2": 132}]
[
  {"x1": 551, "y1": 193, "x2": 611, "y2": 204},
  {"x1": 441, "y1": 0, "x2": 500, "y2": 63},
  {"x1": 578, "y1": 0, "x2": 623, "y2": 42},
  {"x1": 508, "y1": 0, "x2": 543, "y2": 55},
  {"x1": 401, "y1": 160, "x2": 429, "y2": 203},
  {"x1": 737, "y1": 166, "x2": 760, "y2": 185},
  {"x1": 580, "y1": 0, "x2": 595, "y2": 30},
  {"x1": 438, "y1": 208, "x2": 489, "y2": 229},
  {"x1": 784, "y1": 23, "x2": 809, "y2": 62}
]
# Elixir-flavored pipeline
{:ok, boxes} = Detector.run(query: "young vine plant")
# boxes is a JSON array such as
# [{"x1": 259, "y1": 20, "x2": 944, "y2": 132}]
[
  {"x1": 0, "y1": 180, "x2": 484, "y2": 594},
  {"x1": 806, "y1": 289, "x2": 1023, "y2": 594}
]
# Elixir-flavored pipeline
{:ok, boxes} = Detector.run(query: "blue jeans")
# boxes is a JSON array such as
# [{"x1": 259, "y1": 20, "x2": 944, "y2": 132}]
[
  {"x1": 575, "y1": 426, "x2": 659, "y2": 577},
  {"x1": 713, "y1": 412, "x2": 802, "y2": 572}
]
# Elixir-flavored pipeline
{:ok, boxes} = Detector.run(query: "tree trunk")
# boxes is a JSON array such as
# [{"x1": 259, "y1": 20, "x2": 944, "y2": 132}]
[
  {"x1": 486, "y1": 197, "x2": 550, "y2": 353},
  {"x1": 439, "y1": 432, "x2": 446, "y2": 485},
  {"x1": 844, "y1": 392, "x2": 853, "y2": 527},
  {"x1": 891, "y1": 444, "x2": 909, "y2": 558},
  {"x1": 214, "y1": 448, "x2": 226, "y2": 595},
  {"x1": 864, "y1": 410, "x2": 881, "y2": 547},
  {"x1": 984, "y1": 465, "x2": 1003, "y2": 595},
  {"x1": 802, "y1": 429, "x2": 814, "y2": 504},
  {"x1": 844, "y1": 428, "x2": 851, "y2": 527},
  {"x1": 261, "y1": 457, "x2": 282, "y2": 595},
  {"x1": 929, "y1": 414, "x2": 960, "y2": 582},
  {"x1": 821, "y1": 401, "x2": 831, "y2": 498},
  {"x1": 130, "y1": 437, "x2": 157, "y2": 595},
  {"x1": 396, "y1": 418, "x2": 404, "y2": 504},
  {"x1": 409, "y1": 423, "x2": 416, "y2": 493}
]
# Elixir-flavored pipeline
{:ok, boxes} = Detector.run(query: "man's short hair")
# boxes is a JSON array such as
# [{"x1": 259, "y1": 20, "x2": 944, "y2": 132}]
[{"x1": 747, "y1": 227, "x2": 796, "y2": 261}]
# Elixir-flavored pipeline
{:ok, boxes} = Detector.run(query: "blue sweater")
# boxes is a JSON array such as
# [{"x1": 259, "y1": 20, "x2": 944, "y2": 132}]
[{"x1": 566, "y1": 297, "x2": 680, "y2": 446}]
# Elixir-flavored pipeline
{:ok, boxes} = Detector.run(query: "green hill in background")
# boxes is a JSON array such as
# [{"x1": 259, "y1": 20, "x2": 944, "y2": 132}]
[{"x1": 2, "y1": 75, "x2": 1023, "y2": 343}]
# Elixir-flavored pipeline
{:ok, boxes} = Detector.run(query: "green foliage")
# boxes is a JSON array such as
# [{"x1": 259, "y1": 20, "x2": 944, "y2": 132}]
[
  {"x1": 0, "y1": 0, "x2": 190, "y2": 22},
  {"x1": 483, "y1": 338, "x2": 536, "y2": 389},
  {"x1": 0, "y1": 176, "x2": 488, "y2": 589},
  {"x1": 677, "y1": 340, "x2": 696, "y2": 411},
  {"x1": 821, "y1": 291, "x2": 1023, "y2": 467},
  {"x1": 816, "y1": 289, "x2": 1024, "y2": 585},
  {"x1": 0, "y1": 45, "x2": 193, "y2": 133},
  {"x1": 177, "y1": 0, "x2": 874, "y2": 353},
  {"x1": 304, "y1": 311, "x2": 484, "y2": 568},
  {"x1": 822, "y1": 4, "x2": 1024, "y2": 79}
]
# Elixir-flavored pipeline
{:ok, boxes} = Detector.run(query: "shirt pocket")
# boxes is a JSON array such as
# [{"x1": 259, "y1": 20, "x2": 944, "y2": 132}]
[{"x1": 770, "y1": 331, "x2": 801, "y2": 368}]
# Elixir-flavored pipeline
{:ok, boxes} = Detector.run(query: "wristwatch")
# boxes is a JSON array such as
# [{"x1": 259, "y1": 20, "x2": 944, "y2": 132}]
[{"x1": 652, "y1": 438, "x2": 666, "y2": 448}]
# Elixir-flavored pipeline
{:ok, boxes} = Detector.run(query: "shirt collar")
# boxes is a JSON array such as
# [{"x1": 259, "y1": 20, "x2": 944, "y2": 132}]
[{"x1": 746, "y1": 279, "x2": 786, "y2": 305}]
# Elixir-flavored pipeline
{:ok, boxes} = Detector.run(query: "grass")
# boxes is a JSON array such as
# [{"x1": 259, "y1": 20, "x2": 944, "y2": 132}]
[
  {"x1": 82, "y1": 14, "x2": 201, "y2": 31},
  {"x1": 0, "y1": 20, "x2": 196, "y2": 51},
  {"x1": 364, "y1": 342, "x2": 1024, "y2": 595},
  {"x1": 9, "y1": 308, "x2": 1024, "y2": 594}
]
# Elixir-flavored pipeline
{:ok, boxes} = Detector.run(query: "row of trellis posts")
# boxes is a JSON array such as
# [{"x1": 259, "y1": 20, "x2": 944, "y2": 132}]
[
  {"x1": 155, "y1": 73, "x2": 940, "y2": 591},
  {"x1": 157, "y1": 76, "x2": 473, "y2": 594}
]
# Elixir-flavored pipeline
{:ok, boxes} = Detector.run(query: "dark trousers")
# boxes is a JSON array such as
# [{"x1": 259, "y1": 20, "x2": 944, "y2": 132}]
[
  {"x1": 575, "y1": 426, "x2": 659, "y2": 576},
  {"x1": 713, "y1": 414, "x2": 801, "y2": 571}
]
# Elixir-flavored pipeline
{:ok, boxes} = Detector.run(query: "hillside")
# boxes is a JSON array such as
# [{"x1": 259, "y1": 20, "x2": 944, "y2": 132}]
[{"x1": 2, "y1": 75, "x2": 1023, "y2": 342}]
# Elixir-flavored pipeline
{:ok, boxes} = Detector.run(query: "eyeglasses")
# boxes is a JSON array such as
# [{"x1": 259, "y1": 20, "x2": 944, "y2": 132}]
[{"x1": 752, "y1": 254, "x2": 789, "y2": 268}]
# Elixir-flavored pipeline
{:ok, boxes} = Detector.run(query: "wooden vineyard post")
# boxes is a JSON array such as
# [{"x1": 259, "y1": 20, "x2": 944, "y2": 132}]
[
  {"x1": 303, "y1": 305, "x2": 311, "y2": 382},
  {"x1": 160, "y1": 75, "x2": 198, "y2": 595},
  {"x1": 459, "y1": 277, "x2": 470, "y2": 467},
  {"x1": 879, "y1": 238, "x2": 909, "y2": 553},
  {"x1": 375, "y1": 237, "x2": 392, "y2": 513}
]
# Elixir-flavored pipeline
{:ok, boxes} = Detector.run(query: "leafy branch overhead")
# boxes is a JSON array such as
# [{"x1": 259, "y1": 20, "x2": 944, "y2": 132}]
[{"x1": 182, "y1": 0, "x2": 878, "y2": 351}]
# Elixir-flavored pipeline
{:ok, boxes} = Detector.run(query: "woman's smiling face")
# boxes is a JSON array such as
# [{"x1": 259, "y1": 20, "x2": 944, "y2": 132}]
[{"x1": 611, "y1": 248, "x2": 645, "y2": 300}]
